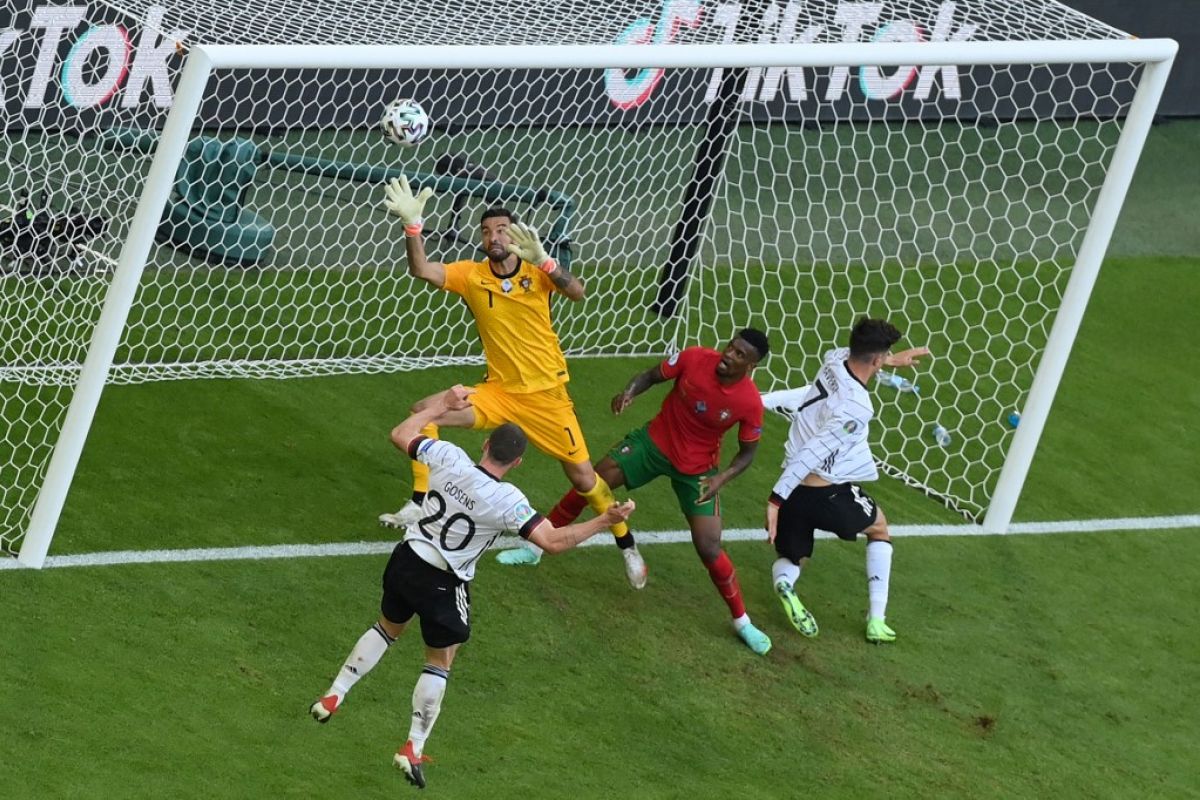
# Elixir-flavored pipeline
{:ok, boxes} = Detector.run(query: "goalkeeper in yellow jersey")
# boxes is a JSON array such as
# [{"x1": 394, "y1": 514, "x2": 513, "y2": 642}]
[{"x1": 378, "y1": 176, "x2": 647, "y2": 589}]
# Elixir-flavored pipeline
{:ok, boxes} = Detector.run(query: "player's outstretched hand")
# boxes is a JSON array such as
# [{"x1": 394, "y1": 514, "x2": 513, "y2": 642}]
[
  {"x1": 885, "y1": 346, "x2": 931, "y2": 368},
  {"x1": 441, "y1": 383, "x2": 476, "y2": 411},
  {"x1": 611, "y1": 391, "x2": 634, "y2": 416},
  {"x1": 765, "y1": 501, "x2": 780, "y2": 543},
  {"x1": 505, "y1": 222, "x2": 552, "y2": 270},
  {"x1": 697, "y1": 473, "x2": 728, "y2": 504},
  {"x1": 602, "y1": 499, "x2": 636, "y2": 526},
  {"x1": 383, "y1": 175, "x2": 434, "y2": 226}
]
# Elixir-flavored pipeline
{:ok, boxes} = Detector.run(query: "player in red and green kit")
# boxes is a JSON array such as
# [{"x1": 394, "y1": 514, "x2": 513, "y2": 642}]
[{"x1": 542, "y1": 328, "x2": 773, "y2": 655}]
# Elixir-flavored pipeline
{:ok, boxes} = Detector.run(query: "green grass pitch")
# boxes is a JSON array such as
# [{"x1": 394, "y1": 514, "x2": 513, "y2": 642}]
[{"x1": 1, "y1": 119, "x2": 1198, "y2": 797}]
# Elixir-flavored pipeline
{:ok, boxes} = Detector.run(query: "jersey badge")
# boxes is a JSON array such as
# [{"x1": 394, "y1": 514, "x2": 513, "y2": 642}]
[
  {"x1": 501, "y1": 278, "x2": 513, "y2": 293},
  {"x1": 718, "y1": 409, "x2": 730, "y2": 421},
  {"x1": 520, "y1": 276, "x2": 533, "y2": 292},
  {"x1": 694, "y1": 400, "x2": 707, "y2": 414},
  {"x1": 843, "y1": 420, "x2": 859, "y2": 434}
]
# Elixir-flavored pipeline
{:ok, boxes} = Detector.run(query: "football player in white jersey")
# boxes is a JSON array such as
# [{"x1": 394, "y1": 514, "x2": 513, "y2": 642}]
[
  {"x1": 762, "y1": 319, "x2": 928, "y2": 644},
  {"x1": 309, "y1": 385, "x2": 635, "y2": 788}
]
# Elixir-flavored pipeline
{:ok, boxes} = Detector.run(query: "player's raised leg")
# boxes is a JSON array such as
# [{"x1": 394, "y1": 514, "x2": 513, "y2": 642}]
[
  {"x1": 689, "y1": 514, "x2": 770, "y2": 655},
  {"x1": 769, "y1": 493, "x2": 818, "y2": 637},
  {"x1": 863, "y1": 508, "x2": 896, "y2": 644},
  {"x1": 380, "y1": 392, "x2": 478, "y2": 529},
  {"x1": 310, "y1": 616, "x2": 405, "y2": 722},
  {"x1": 395, "y1": 643, "x2": 458, "y2": 789}
]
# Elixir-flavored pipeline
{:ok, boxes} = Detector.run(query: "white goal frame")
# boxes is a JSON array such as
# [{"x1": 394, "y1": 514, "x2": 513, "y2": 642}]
[{"x1": 17, "y1": 39, "x2": 1177, "y2": 568}]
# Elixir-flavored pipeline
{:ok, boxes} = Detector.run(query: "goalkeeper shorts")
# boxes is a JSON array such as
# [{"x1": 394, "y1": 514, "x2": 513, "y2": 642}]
[{"x1": 468, "y1": 381, "x2": 590, "y2": 464}]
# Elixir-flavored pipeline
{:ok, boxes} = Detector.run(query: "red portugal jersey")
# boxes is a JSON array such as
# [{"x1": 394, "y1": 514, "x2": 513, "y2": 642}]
[{"x1": 647, "y1": 347, "x2": 764, "y2": 475}]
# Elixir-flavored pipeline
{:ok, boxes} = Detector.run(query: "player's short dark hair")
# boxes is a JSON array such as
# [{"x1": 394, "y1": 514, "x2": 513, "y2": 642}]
[
  {"x1": 849, "y1": 318, "x2": 902, "y2": 358},
  {"x1": 737, "y1": 328, "x2": 770, "y2": 362},
  {"x1": 480, "y1": 206, "x2": 518, "y2": 226},
  {"x1": 487, "y1": 423, "x2": 527, "y2": 465}
]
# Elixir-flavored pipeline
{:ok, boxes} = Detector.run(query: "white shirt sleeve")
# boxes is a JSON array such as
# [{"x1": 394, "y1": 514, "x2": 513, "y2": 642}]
[
  {"x1": 760, "y1": 385, "x2": 813, "y2": 414},
  {"x1": 501, "y1": 493, "x2": 542, "y2": 536},
  {"x1": 771, "y1": 407, "x2": 869, "y2": 500},
  {"x1": 414, "y1": 438, "x2": 473, "y2": 470}
]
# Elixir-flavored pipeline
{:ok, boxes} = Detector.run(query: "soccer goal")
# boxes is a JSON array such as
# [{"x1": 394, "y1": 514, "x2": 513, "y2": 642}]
[{"x1": 1, "y1": 0, "x2": 1176, "y2": 567}]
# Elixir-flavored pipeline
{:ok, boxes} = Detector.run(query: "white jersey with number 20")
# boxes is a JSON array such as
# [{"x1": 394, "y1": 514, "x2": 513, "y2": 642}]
[{"x1": 403, "y1": 437, "x2": 543, "y2": 581}]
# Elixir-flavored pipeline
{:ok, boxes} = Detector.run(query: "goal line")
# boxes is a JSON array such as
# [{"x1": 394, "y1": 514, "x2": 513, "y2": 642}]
[{"x1": 3, "y1": 514, "x2": 1195, "y2": 571}]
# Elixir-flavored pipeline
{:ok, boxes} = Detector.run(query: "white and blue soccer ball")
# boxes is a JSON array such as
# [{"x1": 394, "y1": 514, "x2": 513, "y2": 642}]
[{"x1": 380, "y1": 98, "x2": 432, "y2": 147}]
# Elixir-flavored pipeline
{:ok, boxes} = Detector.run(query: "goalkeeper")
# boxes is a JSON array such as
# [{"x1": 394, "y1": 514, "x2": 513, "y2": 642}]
[{"x1": 378, "y1": 176, "x2": 648, "y2": 589}]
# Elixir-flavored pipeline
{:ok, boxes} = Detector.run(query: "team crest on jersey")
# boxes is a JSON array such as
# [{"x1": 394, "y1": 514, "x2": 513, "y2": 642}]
[
  {"x1": 520, "y1": 276, "x2": 533, "y2": 292},
  {"x1": 719, "y1": 409, "x2": 731, "y2": 421},
  {"x1": 619, "y1": 444, "x2": 632, "y2": 454},
  {"x1": 694, "y1": 400, "x2": 707, "y2": 414},
  {"x1": 843, "y1": 420, "x2": 859, "y2": 434},
  {"x1": 501, "y1": 278, "x2": 513, "y2": 293}
]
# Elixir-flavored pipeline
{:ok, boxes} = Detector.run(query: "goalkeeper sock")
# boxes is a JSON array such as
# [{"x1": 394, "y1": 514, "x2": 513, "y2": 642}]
[
  {"x1": 548, "y1": 488, "x2": 587, "y2": 527},
  {"x1": 706, "y1": 551, "x2": 746, "y2": 619},
  {"x1": 408, "y1": 665, "x2": 449, "y2": 757},
  {"x1": 866, "y1": 540, "x2": 893, "y2": 620},
  {"x1": 579, "y1": 475, "x2": 629, "y2": 539},
  {"x1": 329, "y1": 622, "x2": 394, "y2": 701},
  {"x1": 410, "y1": 423, "x2": 439, "y2": 496}
]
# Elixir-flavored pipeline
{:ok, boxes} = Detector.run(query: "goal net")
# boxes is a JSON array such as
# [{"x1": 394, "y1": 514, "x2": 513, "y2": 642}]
[{"x1": 0, "y1": 0, "x2": 1174, "y2": 564}]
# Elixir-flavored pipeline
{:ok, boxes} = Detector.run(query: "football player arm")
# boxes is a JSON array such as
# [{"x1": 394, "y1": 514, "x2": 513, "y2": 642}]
[
  {"x1": 404, "y1": 233, "x2": 447, "y2": 288},
  {"x1": 389, "y1": 385, "x2": 474, "y2": 453},
  {"x1": 760, "y1": 386, "x2": 812, "y2": 415},
  {"x1": 524, "y1": 500, "x2": 636, "y2": 554},
  {"x1": 383, "y1": 176, "x2": 445, "y2": 288},
  {"x1": 611, "y1": 364, "x2": 670, "y2": 415},
  {"x1": 884, "y1": 346, "x2": 931, "y2": 368},
  {"x1": 546, "y1": 260, "x2": 585, "y2": 302},
  {"x1": 506, "y1": 223, "x2": 584, "y2": 301},
  {"x1": 697, "y1": 438, "x2": 759, "y2": 503}
]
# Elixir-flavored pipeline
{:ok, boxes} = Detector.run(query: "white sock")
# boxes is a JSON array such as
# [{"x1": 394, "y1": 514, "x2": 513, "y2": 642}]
[
  {"x1": 772, "y1": 558, "x2": 801, "y2": 588},
  {"x1": 329, "y1": 622, "x2": 394, "y2": 700},
  {"x1": 731, "y1": 613, "x2": 750, "y2": 631},
  {"x1": 866, "y1": 540, "x2": 893, "y2": 620},
  {"x1": 408, "y1": 665, "x2": 449, "y2": 756}
]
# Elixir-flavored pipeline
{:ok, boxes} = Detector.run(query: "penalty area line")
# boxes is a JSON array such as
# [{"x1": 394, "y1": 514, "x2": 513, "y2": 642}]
[{"x1": 2, "y1": 514, "x2": 1197, "y2": 571}]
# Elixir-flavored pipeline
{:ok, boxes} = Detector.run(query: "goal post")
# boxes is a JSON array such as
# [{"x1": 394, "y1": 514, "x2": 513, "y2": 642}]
[{"x1": 4, "y1": 18, "x2": 1177, "y2": 566}]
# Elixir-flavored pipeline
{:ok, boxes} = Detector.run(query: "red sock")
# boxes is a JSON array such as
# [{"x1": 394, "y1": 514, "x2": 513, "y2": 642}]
[
  {"x1": 705, "y1": 551, "x2": 746, "y2": 619},
  {"x1": 548, "y1": 488, "x2": 588, "y2": 527}
]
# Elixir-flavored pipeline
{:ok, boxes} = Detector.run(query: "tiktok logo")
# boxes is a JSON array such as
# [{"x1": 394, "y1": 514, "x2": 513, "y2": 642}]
[
  {"x1": 0, "y1": 5, "x2": 188, "y2": 109},
  {"x1": 604, "y1": 0, "x2": 704, "y2": 109},
  {"x1": 604, "y1": 0, "x2": 976, "y2": 109}
]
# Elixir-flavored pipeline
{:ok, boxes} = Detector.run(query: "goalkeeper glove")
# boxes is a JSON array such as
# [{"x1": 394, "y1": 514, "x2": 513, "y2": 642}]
[
  {"x1": 506, "y1": 222, "x2": 557, "y2": 273},
  {"x1": 383, "y1": 175, "x2": 434, "y2": 236}
]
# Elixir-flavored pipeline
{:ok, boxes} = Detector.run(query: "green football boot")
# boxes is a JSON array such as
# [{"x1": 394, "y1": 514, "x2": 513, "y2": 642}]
[
  {"x1": 774, "y1": 580, "x2": 818, "y2": 637},
  {"x1": 865, "y1": 617, "x2": 896, "y2": 644}
]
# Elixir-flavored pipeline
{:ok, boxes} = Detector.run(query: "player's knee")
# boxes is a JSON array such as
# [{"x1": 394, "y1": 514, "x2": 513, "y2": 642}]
[
  {"x1": 564, "y1": 461, "x2": 596, "y2": 492},
  {"x1": 595, "y1": 458, "x2": 625, "y2": 490},
  {"x1": 693, "y1": 539, "x2": 722, "y2": 564},
  {"x1": 865, "y1": 509, "x2": 890, "y2": 542},
  {"x1": 377, "y1": 616, "x2": 407, "y2": 639}
]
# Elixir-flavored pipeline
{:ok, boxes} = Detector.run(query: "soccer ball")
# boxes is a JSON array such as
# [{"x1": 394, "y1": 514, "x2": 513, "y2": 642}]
[{"x1": 380, "y1": 99, "x2": 432, "y2": 147}]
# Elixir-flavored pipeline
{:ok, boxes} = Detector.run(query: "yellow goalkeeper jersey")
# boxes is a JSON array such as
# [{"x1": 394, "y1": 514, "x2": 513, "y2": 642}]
[{"x1": 442, "y1": 258, "x2": 569, "y2": 394}]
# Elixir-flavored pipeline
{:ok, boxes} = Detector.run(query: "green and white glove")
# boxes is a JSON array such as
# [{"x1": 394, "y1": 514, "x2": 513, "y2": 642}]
[
  {"x1": 383, "y1": 175, "x2": 434, "y2": 235},
  {"x1": 506, "y1": 222, "x2": 556, "y2": 273}
]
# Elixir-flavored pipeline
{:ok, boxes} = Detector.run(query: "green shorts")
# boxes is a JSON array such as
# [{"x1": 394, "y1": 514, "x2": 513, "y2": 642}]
[{"x1": 608, "y1": 424, "x2": 719, "y2": 517}]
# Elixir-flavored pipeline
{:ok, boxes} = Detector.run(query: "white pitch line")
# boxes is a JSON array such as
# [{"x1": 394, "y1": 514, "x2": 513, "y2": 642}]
[{"x1": 2, "y1": 514, "x2": 1197, "y2": 572}]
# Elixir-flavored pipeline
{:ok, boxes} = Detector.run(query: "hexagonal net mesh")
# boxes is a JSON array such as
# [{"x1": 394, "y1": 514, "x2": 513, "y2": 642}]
[{"x1": 0, "y1": 0, "x2": 1149, "y2": 556}]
